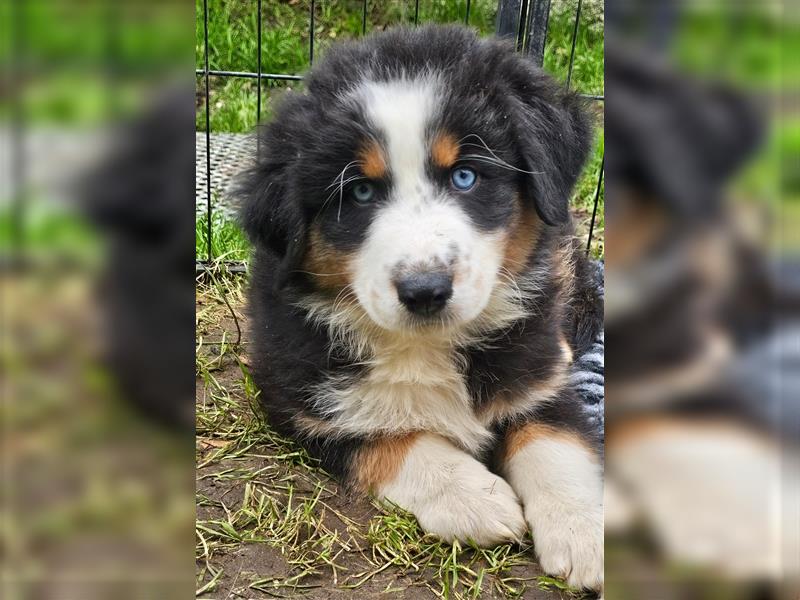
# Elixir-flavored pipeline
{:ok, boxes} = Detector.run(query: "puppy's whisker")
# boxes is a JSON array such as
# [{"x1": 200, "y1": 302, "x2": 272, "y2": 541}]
[
  {"x1": 326, "y1": 161, "x2": 359, "y2": 190},
  {"x1": 323, "y1": 175, "x2": 362, "y2": 205},
  {"x1": 501, "y1": 268, "x2": 525, "y2": 294},
  {"x1": 500, "y1": 256, "x2": 530, "y2": 269},
  {"x1": 325, "y1": 174, "x2": 362, "y2": 193},
  {"x1": 336, "y1": 285, "x2": 354, "y2": 300},
  {"x1": 459, "y1": 133, "x2": 543, "y2": 175},
  {"x1": 459, "y1": 154, "x2": 543, "y2": 176},
  {"x1": 295, "y1": 270, "x2": 352, "y2": 277},
  {"x1": 459, "y1": 133, "x2": 509, "y2": 163},
  {"x1": 497, "y1": 269, "x2": 524, "y2": 302},
  {"x1": 322, "y1": 161, "x2": 362, "y2": 223}
]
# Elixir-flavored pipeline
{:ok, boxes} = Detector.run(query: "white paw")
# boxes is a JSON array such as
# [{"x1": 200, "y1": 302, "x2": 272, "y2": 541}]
[
  {"x1": 413, "y1": 467, "x2": 527, "y2": 546},
  {"x1": 528, "y1": 501, "x2": 603, "y2": 591},
  {"x1": 377, "y1": 434, "x2": 526, "y2": 547},
  {"x1": 502, "y1": 430, "x2": 604, "y2": 591}
]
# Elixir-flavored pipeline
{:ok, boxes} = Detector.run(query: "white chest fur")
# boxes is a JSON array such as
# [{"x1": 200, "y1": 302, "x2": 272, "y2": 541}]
[{"x1": 312, "y1": 336, "x2": 494, "y2": 455}]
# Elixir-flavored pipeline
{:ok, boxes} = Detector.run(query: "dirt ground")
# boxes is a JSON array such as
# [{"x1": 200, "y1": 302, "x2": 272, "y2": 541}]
[{"x1": 195, "y1": 280, "x2": 584, "y2": 599}]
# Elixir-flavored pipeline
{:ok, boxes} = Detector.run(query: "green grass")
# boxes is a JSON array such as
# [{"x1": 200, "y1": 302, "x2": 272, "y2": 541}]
[
  {"x1": 543, "y1": 0, "x2": 604, "y2": 95},
  {"x1": 671, "y1": 1, "x2": 789, "y2": 254},
  {"x1": 0, "y1": 201, "x2": 101, "y2": 267},
  {"x1": 0, "y1": 2, "x2": 191, "y2": 127},
  {"x1": 673, "y1": 2, "x2": 782, "y2": 89},
  {"x1": 196, "y1": 207, "x2": 251, "y2": 263},
  {"x1": 0, "y1": 1, "x2": 190, "y2": 71}
]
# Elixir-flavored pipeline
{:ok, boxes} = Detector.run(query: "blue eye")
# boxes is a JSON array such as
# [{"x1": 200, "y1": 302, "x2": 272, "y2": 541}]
[
  {"x1": 451, "y1": 167, "x2": 477, "y2": 191},
  {"x1": 351, "y1": 182, "x2": 375, "y2": 204}
]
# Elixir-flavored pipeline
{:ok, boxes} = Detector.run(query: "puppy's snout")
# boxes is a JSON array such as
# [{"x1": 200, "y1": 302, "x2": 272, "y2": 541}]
[{"x1": 396, "y1": 271, "x2": 453, "y2": 316}]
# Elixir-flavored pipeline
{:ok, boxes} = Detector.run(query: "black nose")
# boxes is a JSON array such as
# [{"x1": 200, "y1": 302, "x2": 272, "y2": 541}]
[{"x1": 396, "y1": 272, "x2": 453, "y2": 316}]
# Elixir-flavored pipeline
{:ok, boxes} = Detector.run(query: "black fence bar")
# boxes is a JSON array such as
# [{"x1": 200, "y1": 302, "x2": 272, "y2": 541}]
[
  {"x1": 362, "y1": 0, "x2": 368, "y2": 35},
  {"x1": 495, "y1": 0, "x2": 522, "y2": 42},
  {"x1": 414, "y1": 0, "x2": 420, "y2": 25},
  {"x1": 523, "y1": 0, "x2": 551, "y2": 66},
  {"x1": 195, "y1": 69, "x2": 303, "y2": 81},
  {"x1": 494, "y1": 0, "x2": 521, "y2": 40},
  {"x1": 465, "y1": 0, "x2": 472, "y2": 25},
  {"x1": 586, "y1": 156, "x2": 604, "y2": 255},
  {"x1": 202, "y1": 0, "x2": 212, "y2": 262},
  {"x1": 309, "y1": 0, "x2": 315, "y2": 64},
  {"x1": 516, "y1": 0, "x2": 529, "y2": 51},
  {"x1": 257, "y1": 0, "x2": 262, "y2": 128},
  {"x1": 566, "y1": 0, "x2": 582, "y2": 89}
]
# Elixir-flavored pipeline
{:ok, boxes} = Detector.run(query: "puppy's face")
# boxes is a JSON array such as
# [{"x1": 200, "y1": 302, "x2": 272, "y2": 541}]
[
  {"x1": 241, "y1": 27, "x2": 591, "y2": 335},
  {"x1": 307, "y1": 76, "x2": 525, "y2": 331}
]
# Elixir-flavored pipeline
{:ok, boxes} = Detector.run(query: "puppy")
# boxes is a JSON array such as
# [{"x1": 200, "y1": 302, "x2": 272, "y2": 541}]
[{"x1": 239, "y1": 25, "x2": 603, "y2": 591}]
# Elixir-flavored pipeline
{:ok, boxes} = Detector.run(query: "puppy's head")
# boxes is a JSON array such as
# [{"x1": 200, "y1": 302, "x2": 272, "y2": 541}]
[{"x1": 240, "y1": 25, "x2": 590, "y2": 333}]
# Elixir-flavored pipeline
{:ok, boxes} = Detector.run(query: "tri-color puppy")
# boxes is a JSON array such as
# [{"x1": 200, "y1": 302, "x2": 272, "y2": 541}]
[{"x1": 239, "y1": 25, "x2": 603, "y2": 591}]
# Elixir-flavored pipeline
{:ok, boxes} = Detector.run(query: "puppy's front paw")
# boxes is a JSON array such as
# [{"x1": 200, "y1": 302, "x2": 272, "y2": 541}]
[
  {"x1": 376, "y1": 434, "x2": 526, "y2": 547},
  {"x1": 413, "y1": 466, "x2": 526, "y2": 546},
  {"x1": 501, "y1": 423, "x2": 604, "y2": 591},
  {"x1": 528, "y1": 501, "x2": 603, "y2": 591}
]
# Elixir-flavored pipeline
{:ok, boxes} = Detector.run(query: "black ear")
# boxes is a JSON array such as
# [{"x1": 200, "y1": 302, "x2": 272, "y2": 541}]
[
  {"x1": 502, "y1": 59, "x2": 593, "y2": 226},
  {"x1": 237, "y1": 97, "x2": 308, "y2": 289}
]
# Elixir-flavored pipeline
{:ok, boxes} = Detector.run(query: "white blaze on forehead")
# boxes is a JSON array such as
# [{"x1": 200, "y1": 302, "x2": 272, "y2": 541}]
[{"x1": 356, "y1": 77, "x2": 440, "y2": 190}]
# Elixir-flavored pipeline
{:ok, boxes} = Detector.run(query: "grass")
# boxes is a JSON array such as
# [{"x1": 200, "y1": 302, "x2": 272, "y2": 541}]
[
  {"x1": 195, "y1": 275, "x2": 589, "y2": 598},
  {"x1": 0, "y1": 201, "x2": 101, "y2": 267},
  {"x1": 196, "y1": 207, "x2": 251, "y2": 263},
  {"x1": 0, "y1": 2, "x2": 190, "y2": 127}
]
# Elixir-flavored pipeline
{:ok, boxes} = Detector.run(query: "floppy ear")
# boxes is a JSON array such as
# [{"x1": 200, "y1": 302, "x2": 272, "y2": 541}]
[
  {"x1": 503, "y1": 60, "x2": 593, "y2": 226},
  {"x1": 237, "y1": 97, "x2": 308, "y2": 289}
]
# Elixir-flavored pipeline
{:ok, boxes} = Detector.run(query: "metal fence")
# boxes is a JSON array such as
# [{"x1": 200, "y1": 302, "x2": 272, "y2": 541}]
[{"x1": 196, "y1": 0, "x2": 604, "y2": 271}]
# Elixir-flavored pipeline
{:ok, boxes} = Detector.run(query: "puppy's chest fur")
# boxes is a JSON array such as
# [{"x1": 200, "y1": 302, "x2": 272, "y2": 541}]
[{"x1": 311, "y1": 330, "x2": 568, "y2": 455}]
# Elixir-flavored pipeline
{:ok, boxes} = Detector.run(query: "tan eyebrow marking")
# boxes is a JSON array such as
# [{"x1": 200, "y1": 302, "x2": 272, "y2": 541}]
[
  {"x1": 358, "y1": 140, "x2": 387, "y2": 179},
  {"x1": 431, "y1": 132, "x2": 460, "y2": 168}
]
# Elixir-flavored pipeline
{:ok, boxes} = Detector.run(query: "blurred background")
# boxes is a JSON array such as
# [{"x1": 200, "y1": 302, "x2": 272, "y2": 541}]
[
  {"x1": 1, "y1": 1, "x2": 195, "y2": 598},
  {"x1": 604, "y1": 0, "x2": 797, "y2": 598}
]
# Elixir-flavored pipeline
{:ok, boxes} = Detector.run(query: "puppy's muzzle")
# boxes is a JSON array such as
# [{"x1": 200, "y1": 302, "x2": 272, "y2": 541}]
[{"x1": 395, "y1": 271, "x2": 453, "y2": 317}]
